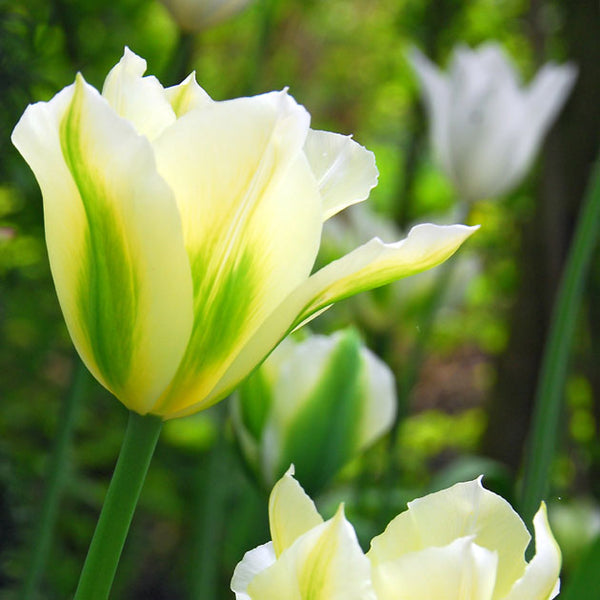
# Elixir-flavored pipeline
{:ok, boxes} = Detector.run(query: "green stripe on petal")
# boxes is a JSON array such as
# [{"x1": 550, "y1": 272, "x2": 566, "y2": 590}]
[
  {"x1": 60, "y1": 83, "x2": 138, "y2": 390},
  {"x1": 13, "y1": 73, "x2": 194, "y2": 413},
  {"x1": 248, "y1": 505, "x2": 375, "y2": 600},
  {"x1": 206, "y1": 223, "x2": 477, "y2": 407},
  {"x1": 151, "y1": 92, "x2": 322, "y2": 418}
]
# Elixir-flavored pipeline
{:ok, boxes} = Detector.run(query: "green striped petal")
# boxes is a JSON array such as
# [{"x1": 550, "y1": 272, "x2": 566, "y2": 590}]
[
  {"x1": 248, "y1": 505, "x2": 375, "y2": 600},
  {"x1": 303, "y1": 129, "x2": 378, "y2": 220},
  {"x1": 207, "y1": 223, "x2": 477, "y2": 407},
  {"x1": 11, "y1": 75, "x2": 194, "y2": 414},
  {"x1": 269, "y1": 466, "x2": 323, "y2": 558},
  {"x1": 102, "y1": 47, "x2": 176, "y2": 140},
  {"x1": 151, "y1": 91, "x2": 322, "y2": 418}
]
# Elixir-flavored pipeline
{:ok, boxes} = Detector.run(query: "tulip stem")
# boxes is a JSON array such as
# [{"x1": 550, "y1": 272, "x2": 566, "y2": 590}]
[
  {"x1": 73, "y1": 411, "x2": 162, "y2": 600},
  {"x1": 520, "y1": 159, "x2": 600, "y2": 527},
  {"x1": 20, "y1": 359, "x2": 90, "y2": 600}
]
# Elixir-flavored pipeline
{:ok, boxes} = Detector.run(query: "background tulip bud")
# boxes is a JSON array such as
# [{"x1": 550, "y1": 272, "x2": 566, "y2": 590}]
[
  {"x1": 231, "y1": 329, "x2": 397, "y2": 494},
  {"x1": 410, "y1": 43, "x2": 577, "y2": 202},
  {"x1": 159, "y1": 0, "x2": 255, "y2": 32}
]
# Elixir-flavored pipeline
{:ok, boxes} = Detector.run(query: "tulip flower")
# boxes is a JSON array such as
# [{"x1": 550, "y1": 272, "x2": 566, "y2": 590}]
[
  {"x1": 231, "y1": 328, "x2": 397, "y2": 493},
  {"x1": 12, "y1": 48, "x2": 476, "y2": 421},
  {"x1": 231, "y1": 466, "x2": 377, "y2": 600},
  {"x1": 410, "y1": 43, "x2": 577, "y2": 202},
  {"x1": 159, "y1": 0, "x2": 254, "y2": 32},
  {"x1": 233, "y1": 470, "x2": 562, "y2": 600},
  {"x1": 368, "y1": 478, "x2": 561, "y2": 600}
]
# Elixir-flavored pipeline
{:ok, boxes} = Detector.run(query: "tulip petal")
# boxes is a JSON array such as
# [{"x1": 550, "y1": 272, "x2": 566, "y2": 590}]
[
  {"x1": 248, "y1": 506, "x2": 376, "y2": 600},
  {"x1": 269, "y1": 466, "x2": 323, "y2": 557},
  {"x1": 504, "y1": 63, "x2": 577, "y2": 194},
  {"x1": 102, "y1": 47, "x2": 176, "y2": 140},
  {"x1": 166, "y1": 71, "x2": 213, "y2": 117},
  {"x1": 264, "y1": 330, "x2": 366, "y2": 491},
  {"x1": 231, "y1": 542, "x2": 276, "y2": 600},
  {"x1": 357, "y1": 344, "x2": 397, "y2": 449},
  {"x1": 409, "y1": 48, "x2": 452, "y2": 176},
  {"x1": 152, "y1": 90, "x2": 322, "y2": 417},
  {"x1": 372, "y1": 536, "x2": 498, "y2": 600},
  {"x1": 369, "y1": 478, "x2": 529, "y2": 600},
  {"x1": 502, "y1": 504, "x2": 561, "y2": 600},
  {"x1": 12, "y1": 75, "x2": 194, "y2": 413},
  {"x1": 303, "y1": 129, "x2": 378, "y2": 220},
  {"x1": 207, "y1": 223, "x2": 476, "y2": 406}
]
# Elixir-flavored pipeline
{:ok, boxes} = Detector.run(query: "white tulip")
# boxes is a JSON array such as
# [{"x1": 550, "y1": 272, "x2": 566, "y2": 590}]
[
  {"x1": 159, "y1": 0, "x2": 254, "y2": 32},
  {"x1": 369, "y1": 478, "x2": 561, "y2": 600},
  {"x1": 410, "y1": 43, "x2": 577, "y2": 202}
]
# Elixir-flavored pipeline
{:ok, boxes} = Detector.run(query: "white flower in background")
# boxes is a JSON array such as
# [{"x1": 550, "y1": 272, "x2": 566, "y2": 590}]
[
  {"x1": 233, "y1": 472, "x2": 562, "y2": 600},
  {"x1": 231, "y1": 466, "x2": 376, "y2": 600},
  {"x1": 159, "y1": 0, "x2": 254, "y2": 32},
  {"x1": 231, "y1": 329, "x2": 396, "y2": 493},
  {"x1": 368, "y1": 478, "x2": 561, "y2": 600},
  {"x1": 410, "y1": 43, "x2": 577, "y2": 202}
]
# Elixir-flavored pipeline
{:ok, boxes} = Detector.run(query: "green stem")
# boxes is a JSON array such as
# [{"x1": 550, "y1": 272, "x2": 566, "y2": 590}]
[
  {"x1": 73, "y1": 411, "x2": 162, "y2": 600},
  {"x1": 20, "y1": 359, "x2": 90, "y2": 600},
  {"x1": 520, "y1": 159, "x2": 600, "y2": 526}
]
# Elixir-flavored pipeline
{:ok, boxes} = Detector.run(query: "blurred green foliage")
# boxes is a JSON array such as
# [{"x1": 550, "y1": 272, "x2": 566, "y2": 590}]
[{"x1": 1, "y1": 0, "x2": 598, "y2": 598}]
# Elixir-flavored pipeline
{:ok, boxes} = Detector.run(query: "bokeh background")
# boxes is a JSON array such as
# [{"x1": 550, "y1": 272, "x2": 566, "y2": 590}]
[{"x1": 1, "y1": 0, "x2": 599, "y2": 598}]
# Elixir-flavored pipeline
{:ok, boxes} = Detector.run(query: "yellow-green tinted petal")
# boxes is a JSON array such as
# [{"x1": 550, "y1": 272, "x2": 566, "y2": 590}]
[
  {"x1": 102, "y1": 47, "x2": 176, "y2": 140},
  {"x1": 503, "y1": 504, "x2": 561, "y2": 600},
  {"x1": 293, "y1": 223, "x2": 478, "y2": 326},
  {"x1": 151, "y1": 91, "x2": 322, "y2": 418},
  {"x1": 269, "y1": 466, "x2": 323, "y2": 557},
  {"x1": 248, "y1": 506, "x2": 375, "y2": 600},
  {"x1": 372, "y1": 537, "x2": 498, "y2": 600},
  {"x1": 12, "y1": 75, "x2": 194, "y2": 413},
  {"x1": 209, "y1": 223, "x2": 476, "y2": 406},
  {"x1": 303, "y1": 129, "x2": 378, "y2": 220},
  {"x1": 369, "y1": 478, "x2": 529, "y2": 600},
  {"x1": 165, "y1": 71, "x2": 212, "y2": 117}
]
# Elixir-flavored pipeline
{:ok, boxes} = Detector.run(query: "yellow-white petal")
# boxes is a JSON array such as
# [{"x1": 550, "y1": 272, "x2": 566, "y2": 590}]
[
  {"x1": 369, "y1": 478, "x2": 529, "y2": 600},
  {"x1": 11, "y1": 75, "x2": 194, "y2": 413},
  {"x1": 303, "y1": 129, "x2": 378, "y2": 220},
  {"x1": 208, "y1": 223, "x2": 476, "y2": 406},
  {"x1": 372, "y1": 536, "x2": 498, "y2": 600},
  {"x1": 231, "y1": 542, "x2": 276, "y2": 600},
  {"x1": 165, "y1": 71, "x2": 212, "y2": 117},
  {"x1": 151, "y1": 90, "x2": 322, "y2": 418},
  {"x1": 248, "y1": 506, "x2": 376, "y2": 600},
  {"x1": 269, "y1": 466, "x2": 323, "y2": 557},
  {"x1": 502, "y1": 504, "x2": 561, "y2": 600},
  {"x1": 102, "y1": 47, "x2": 176, "y2": 140}
]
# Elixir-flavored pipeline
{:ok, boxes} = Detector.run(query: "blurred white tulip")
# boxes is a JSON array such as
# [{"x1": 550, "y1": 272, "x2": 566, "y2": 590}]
[
  {"x1": 410, "y1": 43, "x2": 577, "y2": 202},
  {"x1": 159, "y1": 0, "x2": 254, "y2": 32}
]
